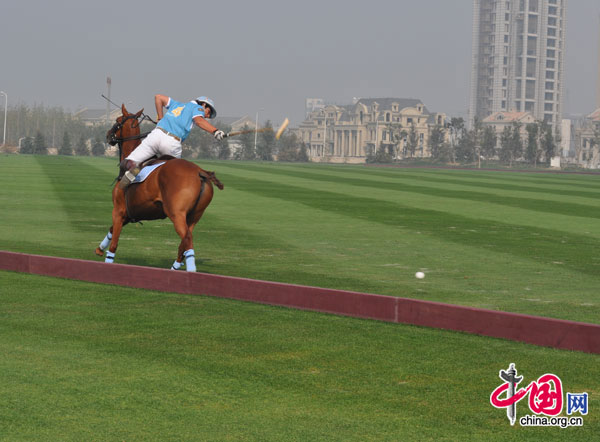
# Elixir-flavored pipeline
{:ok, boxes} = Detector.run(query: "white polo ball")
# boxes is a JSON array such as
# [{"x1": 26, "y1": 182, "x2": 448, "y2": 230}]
[{"x1": 415, "y1": 271, "x2": 425, "y2": 279}]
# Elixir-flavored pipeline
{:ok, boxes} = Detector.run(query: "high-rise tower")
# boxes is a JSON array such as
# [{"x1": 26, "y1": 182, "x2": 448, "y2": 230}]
[
  {"x1": 469, "y1": 0, "x2": 567, "y2": 129},
  {"x1": 596, "y1": 14, "x2": 600, "y2": 110}
]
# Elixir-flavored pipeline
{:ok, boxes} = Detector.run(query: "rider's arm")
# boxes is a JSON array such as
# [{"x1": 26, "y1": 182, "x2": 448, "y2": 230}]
[
  {"x1": 154, "y1": 94, "x2": 169, "y2": 121},
  {"x1": 193, "y1": 115, "x2": 218, "y2": 134}
]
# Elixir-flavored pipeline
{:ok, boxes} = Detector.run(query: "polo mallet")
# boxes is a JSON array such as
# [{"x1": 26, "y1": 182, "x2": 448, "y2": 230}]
[{"x1": 225, "y1": 118, "x2": 289, "y2": 140}]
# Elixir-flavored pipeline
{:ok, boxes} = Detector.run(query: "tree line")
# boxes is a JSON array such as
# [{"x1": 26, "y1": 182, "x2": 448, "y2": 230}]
[
  {"x1": 183, "y1": 120, "x2": 308, "y2": 162},
  {"x1": 368, "y1": 117, "x2": 559, "y2": 167},
  {"x1": 1, "y1": 103, "x2": 110, "y2": 156},
  {"x1": 1, "y1": 103, "x2": 309, "y2": 161}
]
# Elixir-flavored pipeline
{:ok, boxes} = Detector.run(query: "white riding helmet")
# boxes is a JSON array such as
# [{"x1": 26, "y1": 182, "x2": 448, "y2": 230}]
[{"x1": 195, "y1": 96, "x2": 217, "y2": 119}]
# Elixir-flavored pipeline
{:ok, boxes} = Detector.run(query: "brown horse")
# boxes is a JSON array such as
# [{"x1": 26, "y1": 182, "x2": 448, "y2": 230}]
[{"x1": 95, "y1": 104, "x2": 223, "y2": 271}]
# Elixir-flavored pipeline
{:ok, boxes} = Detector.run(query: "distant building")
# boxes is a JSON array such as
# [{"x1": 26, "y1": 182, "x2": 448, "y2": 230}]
[
  {"x1": 305, "y1": 98, "x2": 325, "y2": 117},
  {"x1": 298, "y1": 98, "x2": 446, "y2": 163},
  {"x1": 469, "y1": 0, "x2": 567, "y2": 131},
  {"x1": 597, "y1": 13, "x2": 600, "y2": 110},
  {"x1": 212, "y1": 115, "x2": 256, "y2": 158},
  {"x1": 73, "y1": 108, "x2": 122, "y2": 126},
  {"x1": 481, "y1": 110, "x2": 536, "y2": 148},
  {"x1": 213, "y1": 115, "x2": 256, "y2": 132},
  {"x1": 573, "y1": 108, "x2": 600, "y2": 168}
]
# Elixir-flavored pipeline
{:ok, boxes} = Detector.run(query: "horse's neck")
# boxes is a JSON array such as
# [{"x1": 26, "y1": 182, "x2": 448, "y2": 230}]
[{"x1": 120, "y1": 140, "x2": 141, "y2": 161}]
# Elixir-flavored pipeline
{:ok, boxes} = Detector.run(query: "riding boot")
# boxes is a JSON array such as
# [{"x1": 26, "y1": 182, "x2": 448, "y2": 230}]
[{"x1": 118, "y1": 160, "x2": 140, "y2": 190}]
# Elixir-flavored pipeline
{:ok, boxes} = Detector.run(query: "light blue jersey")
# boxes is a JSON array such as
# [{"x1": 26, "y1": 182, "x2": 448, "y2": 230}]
[{"x1": 157, "y1": 98, "x2": 205, "y2": 141}]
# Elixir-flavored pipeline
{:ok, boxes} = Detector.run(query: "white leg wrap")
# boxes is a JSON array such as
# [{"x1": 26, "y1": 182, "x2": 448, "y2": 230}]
[
  {"x1": 171, "y1": 260, "x2": 182, "y2": 270},
  {"x1": 105, "y1": 251, "x2": 115, "y2": 263},
  {"x1": 184, "y1": 249, "x2": 196, "y2": 272},
  {"x1": 99, "y1": 232, "x2": 113, "y2": 251}
]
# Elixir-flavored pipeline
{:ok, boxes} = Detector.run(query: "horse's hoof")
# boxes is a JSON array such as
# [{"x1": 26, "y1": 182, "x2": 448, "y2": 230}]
[{"x1": 94, "y1": 248, "x2": 104, "y2": 257}]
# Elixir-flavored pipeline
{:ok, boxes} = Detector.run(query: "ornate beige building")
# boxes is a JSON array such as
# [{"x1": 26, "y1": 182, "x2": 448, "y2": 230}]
[
  {"x1": 573, "y1": 108, "x2": 600, "y2": 168},
  {"x1": 298, "y1": 98, "x2": 446, "y2": 163},
  {"x1": 481, "y1": 110, "x2": 536, "y2": 147}
]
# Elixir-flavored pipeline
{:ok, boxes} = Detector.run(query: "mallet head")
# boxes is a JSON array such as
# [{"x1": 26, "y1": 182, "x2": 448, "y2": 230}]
[{"x1": 275, "y1": 118, "x2": 289, "y2": 140}]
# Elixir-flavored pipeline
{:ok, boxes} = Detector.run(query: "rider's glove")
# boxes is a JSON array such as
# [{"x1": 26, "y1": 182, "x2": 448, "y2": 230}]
[{"x1": 213, "y1": 129, "x2": 225, "y2": 141}]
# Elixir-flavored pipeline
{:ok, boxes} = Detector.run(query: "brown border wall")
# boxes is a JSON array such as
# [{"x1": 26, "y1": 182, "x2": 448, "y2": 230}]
[{"x1": 1, "y1": 250, "x2": 599, "y2": 354}]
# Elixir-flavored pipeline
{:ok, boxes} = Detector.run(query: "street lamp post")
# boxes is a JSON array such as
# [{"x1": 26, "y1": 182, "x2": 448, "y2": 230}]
[
  {"x1": 323, "y1": 109, "x2": 327, "y2": 157},
  {"x1": 0, "y1": 91, "x2": 7, "y2": 147},
  {"x1": 254, "y1": 108, "x2": 264, "y2": 153}
]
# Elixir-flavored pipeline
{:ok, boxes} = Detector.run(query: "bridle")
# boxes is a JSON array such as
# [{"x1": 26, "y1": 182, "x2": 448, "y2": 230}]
[
  {"x1": 107, "y1": 113, "x2": 157, "y2": 165},
  {"x1": 106, "y1": 114, "x2": 154, "y2": 146}
]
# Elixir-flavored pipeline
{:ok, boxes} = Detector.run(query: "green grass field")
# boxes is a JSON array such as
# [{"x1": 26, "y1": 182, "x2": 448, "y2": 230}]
[
  {"x1": 1, "y1": 154, "x2": 599, "y2": 323},
  {"x1": 1, "y1": 155, "x2": 599, "y2": 440}
]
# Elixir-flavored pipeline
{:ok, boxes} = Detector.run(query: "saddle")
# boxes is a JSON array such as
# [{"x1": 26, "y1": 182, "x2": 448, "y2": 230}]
[{"x1": 117, "y1": 155, "x2": 175, "y2": 182}]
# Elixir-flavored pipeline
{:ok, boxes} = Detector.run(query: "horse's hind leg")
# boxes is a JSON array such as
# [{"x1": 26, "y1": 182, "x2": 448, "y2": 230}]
[
  {"x1": 95, "y1": 226, "x2": 114, "y2": 256},
  {"x1": 169, "y1": 214, "x2": 197, "y2": 272},
  {"x1": 171, "y1": 238, "x2": 188, "y2": 270}
]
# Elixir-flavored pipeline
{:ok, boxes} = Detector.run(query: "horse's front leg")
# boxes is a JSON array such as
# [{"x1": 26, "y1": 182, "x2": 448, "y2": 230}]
[
  {"x1": 105, "y1": 217, "x2": 126, "y2": 263},
  {"x1": 171, "y1": 251, "x2": 184, "y2": 270},
  {"x1": 95, "y1": 226, "x2": 114, "y2": 256},
  {"x1": 104, "y1": 196, "x2": 128, "y2": 263},
  {"x1": 170, "y1": 241, "x2": 185, "y2": 270}
]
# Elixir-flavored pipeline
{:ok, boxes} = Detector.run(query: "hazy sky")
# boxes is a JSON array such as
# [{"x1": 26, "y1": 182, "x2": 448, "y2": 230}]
[{"x1": 1, "y1": 0, "x2": 598, "y2": 125}]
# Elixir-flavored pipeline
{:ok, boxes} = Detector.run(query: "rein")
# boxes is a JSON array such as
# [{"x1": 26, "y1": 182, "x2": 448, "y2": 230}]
[{"x1": 106, "y1": 114, "x2": 154, "y2": 147}]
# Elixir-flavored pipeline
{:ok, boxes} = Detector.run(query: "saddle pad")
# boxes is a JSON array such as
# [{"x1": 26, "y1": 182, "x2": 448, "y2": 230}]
[{"x1": 133, "y1": 162, "x2": 166, "y2": 183}]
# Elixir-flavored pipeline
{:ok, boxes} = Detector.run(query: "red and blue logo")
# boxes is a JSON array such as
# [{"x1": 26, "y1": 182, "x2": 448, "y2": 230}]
[{"x1": 490, "y1": 363, "x2": 587, "y2": 427}]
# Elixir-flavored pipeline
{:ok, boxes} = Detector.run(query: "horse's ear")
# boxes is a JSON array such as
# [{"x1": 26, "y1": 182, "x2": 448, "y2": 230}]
[
  {"x1": 122, "y1": 104, "x2": 129, "y2": 115},
  {"x1": 135, "y1": 108, "x2": 144, "y2": 118}
]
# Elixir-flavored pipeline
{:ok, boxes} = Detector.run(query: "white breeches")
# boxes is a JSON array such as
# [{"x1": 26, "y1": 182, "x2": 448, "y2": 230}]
[{"x1": 125, "y1": 128, "x2": 182, "y2": 164}]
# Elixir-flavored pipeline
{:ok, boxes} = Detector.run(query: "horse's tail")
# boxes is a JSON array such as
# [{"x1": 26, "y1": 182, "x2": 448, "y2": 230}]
[
  {"x1": 201, "y1": 170, "x2": 224, "y2": 190},
  {"x1": 185, "y1": 169, "x2": 222, "y2": 223}
]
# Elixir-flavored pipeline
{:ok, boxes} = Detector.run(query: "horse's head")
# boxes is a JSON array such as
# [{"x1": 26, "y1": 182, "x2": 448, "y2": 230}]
[{"x1": 106, "y1": 105, "x2": 144, "y2": 159}]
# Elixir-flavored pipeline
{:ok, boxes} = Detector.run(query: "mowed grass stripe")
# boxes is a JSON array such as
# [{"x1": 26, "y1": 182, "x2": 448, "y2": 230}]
[
  {"x1": 34, "y1": 155, "x2": 115, "y2": 233},
  {"x1": 208, "y1": 167, "x2": 600, "y2": 277},
  {"x1": 244, "y1": 161, "x2": 600, "y2": 191},
  {"x1": 328, "y1": 165, "x2": 600, "y2": 199},
  {"x1": 371, "y1": 165, "x2": 600, "y2": 189},
  {"x1": 208, "y1": 161, "x2": 600, "y2": 238},
  {"x1": 218, "y1": 162, "x2": 600, "y2": 219},
  {"x1": 299, "y1": 163, "x2": 600, "y2": 200},
  {"x1": 235, "y1": 161, "x2": 600, "y2": 191},
  {"x1": 0, "y1": 156, "x2": 75, "y2": 246},
  {"x1": 72, "y1": 157, "x2": 600, "y2": 220}
]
